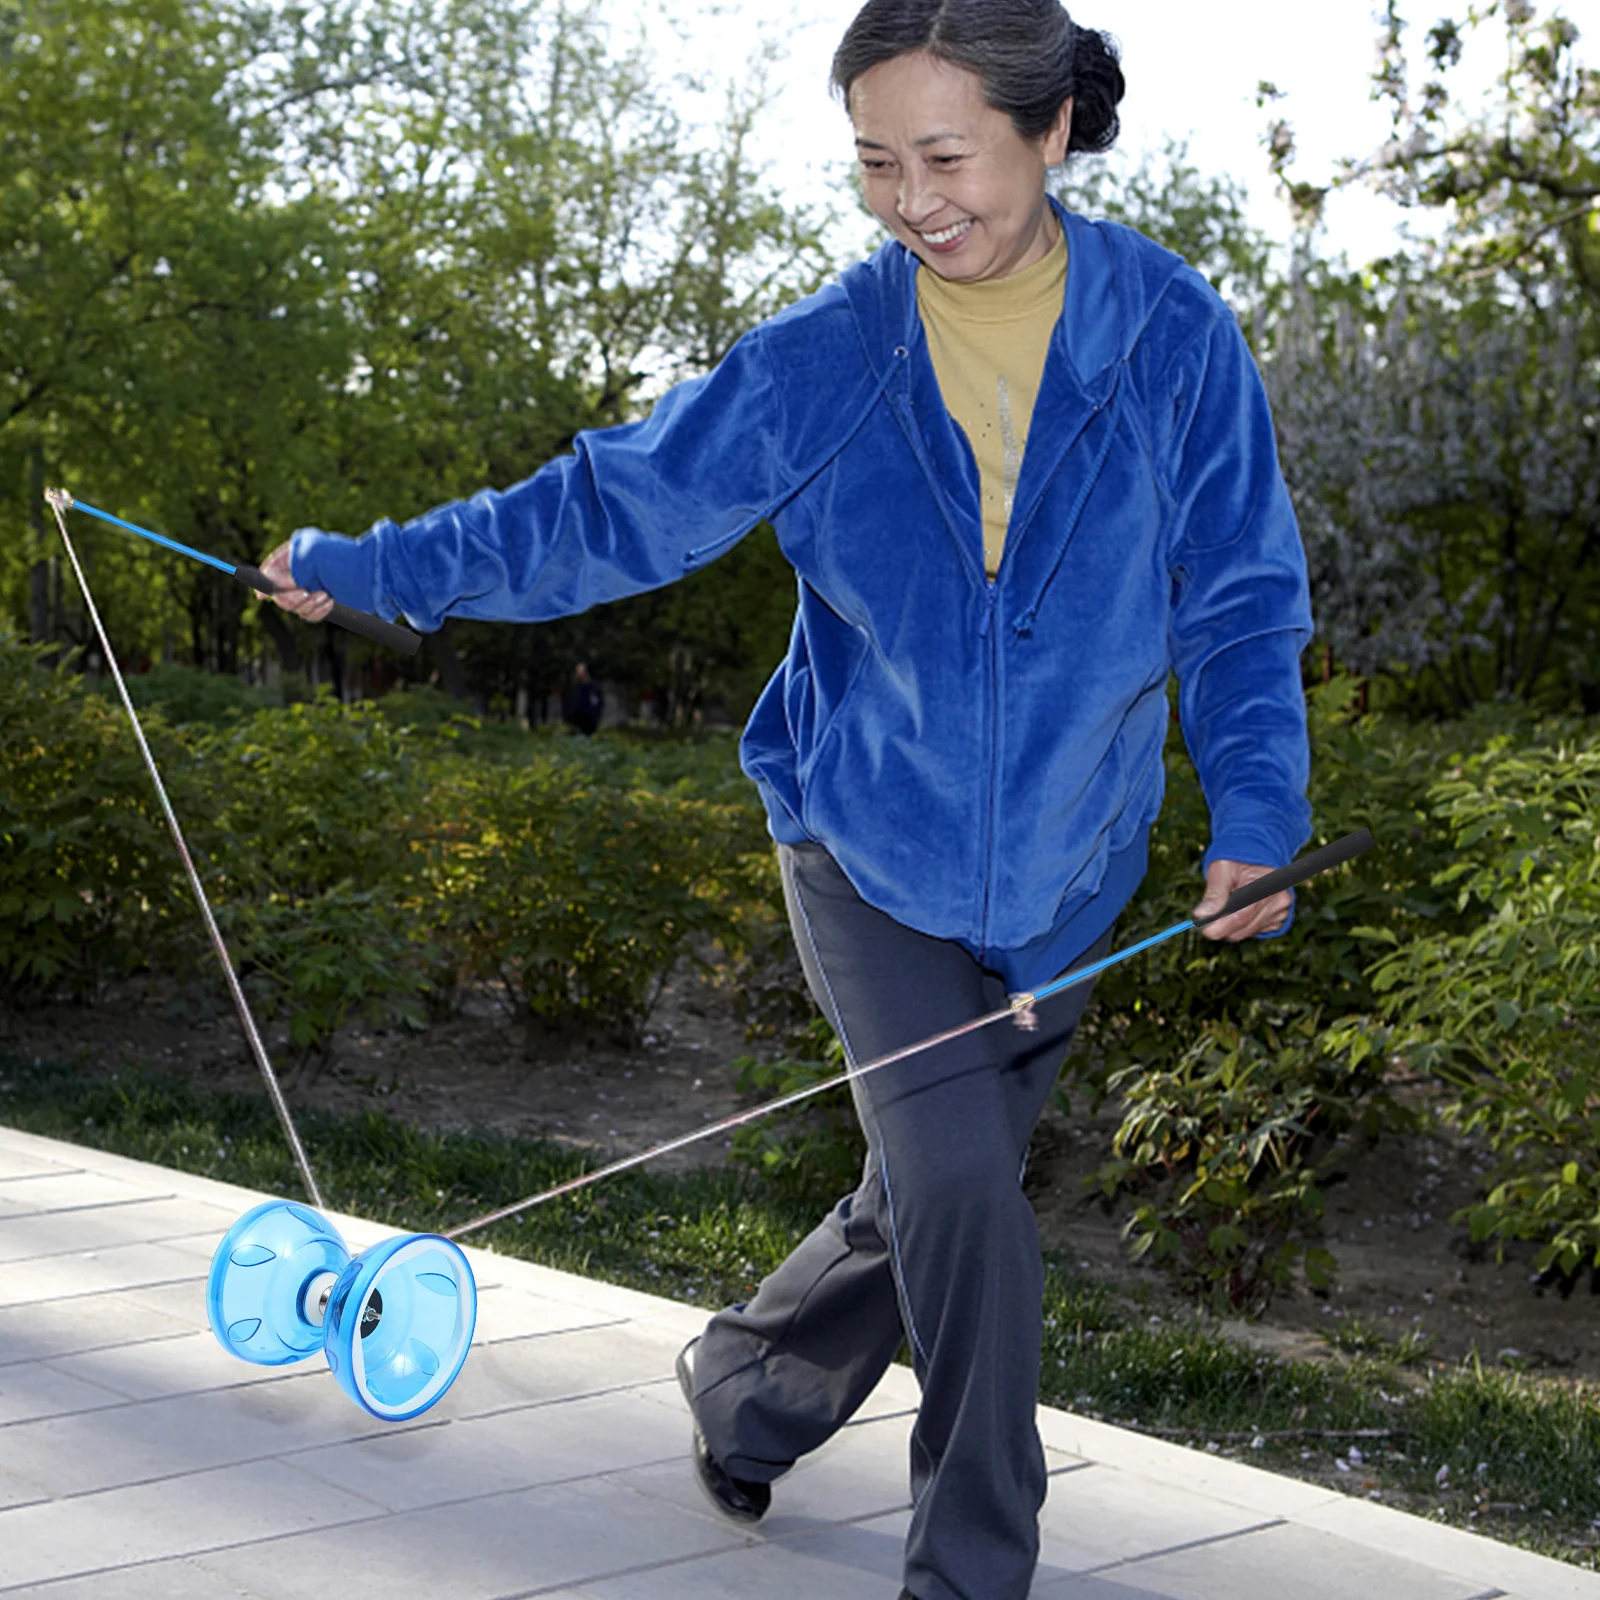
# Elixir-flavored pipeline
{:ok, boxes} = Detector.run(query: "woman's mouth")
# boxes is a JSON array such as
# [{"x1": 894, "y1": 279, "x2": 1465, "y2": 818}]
[{"x1": 918, "y1": 219, "x2": 973, "y2": 252}]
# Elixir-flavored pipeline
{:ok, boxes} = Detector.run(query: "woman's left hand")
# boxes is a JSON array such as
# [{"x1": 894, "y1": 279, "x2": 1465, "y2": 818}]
[{"x1": 1192, "y1": 859, "x2": 1291, "y2": 942}]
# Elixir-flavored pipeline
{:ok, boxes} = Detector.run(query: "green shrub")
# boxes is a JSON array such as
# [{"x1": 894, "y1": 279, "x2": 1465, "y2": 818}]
[
  {"x1": 180, "y1": 701, "x2": 434, "y2": 1052},
  {"x1": 227, "y1": 886, "x2": 427, "y2": 1053},
  {"x1": 418, "y1": 758, "x2": 768, "y2": 1040},
  {"x1": 87, "y1": 661, "x2": 277, "y2": 726},
  {"x1": 1062, "y1": 678, "x2": 1569, "y2": 1312},
  {"x1": 1355, "y1": 723, "x2": 1600, "y2": 1280},
  {"x1": 1098, "y1": 999, "x2": 1415, "y2": 1314},
  {"x1": 0, "y1": 635, "x2": 192, "y2": 1000},
  {"x1": 188, "y1": 700, "x2": 425, "y2": 901}
]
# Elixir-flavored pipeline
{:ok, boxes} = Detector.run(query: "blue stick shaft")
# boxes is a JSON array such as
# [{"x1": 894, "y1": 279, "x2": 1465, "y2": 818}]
[
  {"x1": 72, "y1": 500, "x2": 239, "y2": 576},
  {"x1": 1032, "y1": 919, "x2": 1194, "y2": 1003}
]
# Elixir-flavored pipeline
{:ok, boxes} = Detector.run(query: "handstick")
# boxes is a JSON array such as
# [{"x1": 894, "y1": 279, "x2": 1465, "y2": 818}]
[
  {"x1": 45, "y1": 490, "x2": 422, "y2": 656},
  {"x1": 442, "y1": 828, "x2": 1377, "y2": 1240}
]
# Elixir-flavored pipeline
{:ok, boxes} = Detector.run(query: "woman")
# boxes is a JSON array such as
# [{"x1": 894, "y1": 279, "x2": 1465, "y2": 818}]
[{"x1": 263, "y1": 3, "x2": 1312, "y2": 1594}]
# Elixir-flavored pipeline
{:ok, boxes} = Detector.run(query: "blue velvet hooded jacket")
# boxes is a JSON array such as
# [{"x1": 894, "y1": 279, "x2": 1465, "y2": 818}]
[{"x1": 291, "y1": 200, "x2": 1314, "y2": 985}]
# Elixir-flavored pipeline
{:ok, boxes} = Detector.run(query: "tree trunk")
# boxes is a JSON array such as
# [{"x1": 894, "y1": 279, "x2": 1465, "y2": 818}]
[
  {"x1": 324, "y1": 624, "x2": 347, "y2": 701},
  {"x1": 427, "y1": 618, "x2": 471, "y2": 703},
  {"x1": 27, "y1": 445, "x2": 50, "y2": 644},
  {"x1": 255, "y1": 601, "x2": 303, "y2": 675}
]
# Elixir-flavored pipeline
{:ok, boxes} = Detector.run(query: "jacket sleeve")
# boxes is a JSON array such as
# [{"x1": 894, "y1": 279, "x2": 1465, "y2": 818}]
[
  {"x1": 1161, "y1": 296, "x2": 1314, "y2": 934},
  {"x1": 289, "y1": 326, "x2": 793, "y2": 631}
]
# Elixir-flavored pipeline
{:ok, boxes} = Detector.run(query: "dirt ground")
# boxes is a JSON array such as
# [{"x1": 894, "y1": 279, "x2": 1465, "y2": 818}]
[{"x1": 5, "y1": 964, "x2": 1598, "y2": 1386}]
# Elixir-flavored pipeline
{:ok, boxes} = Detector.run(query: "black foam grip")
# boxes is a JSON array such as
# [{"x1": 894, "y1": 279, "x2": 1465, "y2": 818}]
[
  {"x1": 1194, "y1": 828, "x2": 1376, "y2": 926},
  {"x1": 233, "y1": 565, "x2": 422, "y2": 656}
]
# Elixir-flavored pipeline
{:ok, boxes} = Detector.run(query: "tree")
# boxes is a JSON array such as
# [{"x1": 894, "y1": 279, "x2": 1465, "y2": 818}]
[
  {"x1": 1265, "y1": 260, "x2": 1600, "y2": 713},
  {"x1": 1055, "y1": 137, "x2": 1280, "y2": 325},
  {"x1": 1259, "y1": 2, "x2": 1597, "y2": 298},
  {"x1": 1254, "y1": 2, "x2": 1600, "y2": 714}
]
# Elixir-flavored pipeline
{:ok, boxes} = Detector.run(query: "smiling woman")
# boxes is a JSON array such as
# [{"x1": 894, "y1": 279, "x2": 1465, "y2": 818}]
[
  {"x1": 256, "y1": 2, "x2": 1315, "y2": 1594},
  {"x1": 834, "y1": 0, "x2": 1124, "y2": 282}
]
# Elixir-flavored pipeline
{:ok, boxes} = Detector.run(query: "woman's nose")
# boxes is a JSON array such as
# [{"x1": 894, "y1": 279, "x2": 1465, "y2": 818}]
[{"x1": 897, "y1": 170, "x2": 936, "y2": 226}]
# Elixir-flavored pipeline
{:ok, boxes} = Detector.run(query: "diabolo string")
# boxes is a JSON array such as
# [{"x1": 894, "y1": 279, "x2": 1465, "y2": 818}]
[{"x1": 44, "y1": 489, "x2": 326, "y2": 1212}]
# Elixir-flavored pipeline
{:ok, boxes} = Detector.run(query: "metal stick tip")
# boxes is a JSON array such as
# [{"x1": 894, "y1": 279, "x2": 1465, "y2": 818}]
[{"x1": 44, "y1": 487, "x2": 74, "y2": 511}]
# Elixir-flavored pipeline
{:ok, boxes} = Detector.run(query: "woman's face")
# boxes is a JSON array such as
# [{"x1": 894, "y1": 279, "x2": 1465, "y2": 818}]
[{"x1": 849, "y1": 50, "x2": 1072, "y2": 283}]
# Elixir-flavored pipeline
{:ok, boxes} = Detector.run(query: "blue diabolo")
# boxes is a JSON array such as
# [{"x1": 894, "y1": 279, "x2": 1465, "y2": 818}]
[{"x1": 206, "y1": 1200, "x2": 478, "y2": 1421}]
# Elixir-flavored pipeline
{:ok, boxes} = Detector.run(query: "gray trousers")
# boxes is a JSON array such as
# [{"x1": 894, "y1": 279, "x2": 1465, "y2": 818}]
[{"x1": 688, "y1": 842, "x2": 1111, "y2": 1600}]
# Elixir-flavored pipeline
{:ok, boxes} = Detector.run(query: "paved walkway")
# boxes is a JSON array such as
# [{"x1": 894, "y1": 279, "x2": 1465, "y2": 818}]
[{"x1": 0, "y1": 1122, "x2": 1593, "y2": 1600}]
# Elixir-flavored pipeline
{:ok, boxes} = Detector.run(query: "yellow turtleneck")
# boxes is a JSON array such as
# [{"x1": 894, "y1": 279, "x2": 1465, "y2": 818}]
[{"x1": 916, "y1": 229, "x2": 1068, "y2": 579}]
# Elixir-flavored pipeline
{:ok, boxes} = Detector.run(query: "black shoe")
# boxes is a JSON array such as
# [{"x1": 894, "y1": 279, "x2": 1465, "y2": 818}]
[{"x1": 675, "y1": 1337, "x2": 771, "y2": 1524}]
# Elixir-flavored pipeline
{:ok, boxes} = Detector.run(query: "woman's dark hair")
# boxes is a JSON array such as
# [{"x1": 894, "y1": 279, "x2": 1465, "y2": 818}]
[{"x1": 830, "y1": 0, "x2": 1124, "y2": 155}]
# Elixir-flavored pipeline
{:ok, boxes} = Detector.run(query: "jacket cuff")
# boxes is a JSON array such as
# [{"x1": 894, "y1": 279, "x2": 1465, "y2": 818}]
[
  {"x1": 1202, "y1": 820, "x2": 1306, "y2": 942},
  {"x1": 289, "y1": 527, "x2": 390, "y2": 620}
]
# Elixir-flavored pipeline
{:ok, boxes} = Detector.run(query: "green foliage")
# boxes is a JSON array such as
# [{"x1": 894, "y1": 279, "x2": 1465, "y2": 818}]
[
  {"x1": 192, "y1": 699, "x2": 425, "y2": 900},
  {"x1": 87, "y1": 662, "x2": 278, "y2": 727},
  {"x1": 1, "y1": 0, "x2": 835, "y2": 703},
  {"x1": 417, "y1": 758, "x2": 768, "y2": 1040},
  {"x1": 0, "y1": 646, "x2": 784, "y2": 1050},
  {"x1": 1098, "y1": 999, "x2": 1400, "y2": 1315},
  {"x1": 1354, "y1": 721, "x2": 1600, "y2": 1280},
  {"x1": 0, "y1": 635, "x2": 189, "y2": 1000},
  {"x1": 1063, "y1": 677, "x2": 1591, "y2": 1313}
]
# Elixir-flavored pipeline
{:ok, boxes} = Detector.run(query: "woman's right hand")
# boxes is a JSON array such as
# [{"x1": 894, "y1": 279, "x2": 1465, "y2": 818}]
[{"x1": 259, "y1": 540, "x2": 336, "y2": 623}]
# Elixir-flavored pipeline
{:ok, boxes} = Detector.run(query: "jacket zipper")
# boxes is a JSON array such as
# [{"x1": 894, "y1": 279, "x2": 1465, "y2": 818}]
[{"x1": 978, "y1": 581, "x2": 1000, "y2": 953}]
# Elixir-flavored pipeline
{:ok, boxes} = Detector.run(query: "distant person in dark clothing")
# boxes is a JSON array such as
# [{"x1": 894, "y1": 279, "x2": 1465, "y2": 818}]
[{"x1": 562, "y1": 661, "x2": 604, "y2": 735}]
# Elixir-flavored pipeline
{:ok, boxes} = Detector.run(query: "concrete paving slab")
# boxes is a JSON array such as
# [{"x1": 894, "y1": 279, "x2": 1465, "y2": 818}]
[
  {"x1": 43, "y1": 1329, "x2": 222, "y2": 1403},
  {"x1": 0, "y1": 1464, "x2": 49, "y2": 1513},
  {"x1": 0, "y1": 1196, "x2": 236, "y2": 1262},
  {"x1": 196, "y1": 1475, "x2": 748, "y2": 1600},
  {"x1": 2, "y1": 1122, "x2": 1597, "y2": 1600},
  {"x1": 0, "y1": 1358, "x2": 133, "y2": 1424},
  {"x1": 458, "y1": 1320, "x2": 696, "y2": 1416},
  {"x1": 285, "y1": 1388, "x2": 691, "y2": 1513},
  {"x1": 1084, "y1": 1519, "x2": 1498, "y2": 1600},
  {"x1": 0, "y1": 1145, "x2": 82, "y2": 1180},
  {"x1": 578, "y1": 1508, "x2": 909, "y2": 1599},
  {"x1": 613, "y1": 1415, "x2": 916, "y2": 1532},
  {"x1": 0, "y1": 1171, "x2": 162, "y2": 1217},
  {"x1": 1293, "y1": 1495, "x2": 1600, "y2": 1600},
  {"x1": 0, "y1": 1459, "x2": 385, "y2": 1589},
  {"x1": 1034, "y1": 1462, "x2": 1278, "y2": 1572},
  {"x1": 0, "y1": 1369, "x2": 401, "y2": 1497},
  {"x1": 0, "y1": 1556, "x2": 263, "y2": 1599},
  {"x1": 0, "y1": 1238, "x2": 215, "y2": 1309},
  {"x1": 0, "y1": 1293, "x2": 197, "y2": 1369},
  {"x1": 471, "y1": 1284, "x2": 627, "y2": 1345}
]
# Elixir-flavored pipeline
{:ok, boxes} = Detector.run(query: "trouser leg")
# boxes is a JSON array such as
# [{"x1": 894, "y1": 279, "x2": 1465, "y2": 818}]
[{"x1": 689, "y1": 843, "x2": 1109, "y2": 1600}]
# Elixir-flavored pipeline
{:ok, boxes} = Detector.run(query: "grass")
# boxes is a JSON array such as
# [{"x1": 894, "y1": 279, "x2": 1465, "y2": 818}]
[{"x1": 3, "y1": 1051, "x2": 1597, "y2": 1570}]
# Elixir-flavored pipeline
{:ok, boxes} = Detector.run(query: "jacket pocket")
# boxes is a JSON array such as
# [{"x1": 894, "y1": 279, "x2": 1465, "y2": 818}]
[{"x1": 795, "y1": 636, "x2": 874, "y2": 818}]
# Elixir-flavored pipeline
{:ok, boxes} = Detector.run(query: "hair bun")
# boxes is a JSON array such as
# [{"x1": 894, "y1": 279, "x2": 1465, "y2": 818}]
[{"x1": 1065, "y1": 24, "x2": 1124, "y2": 155}]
